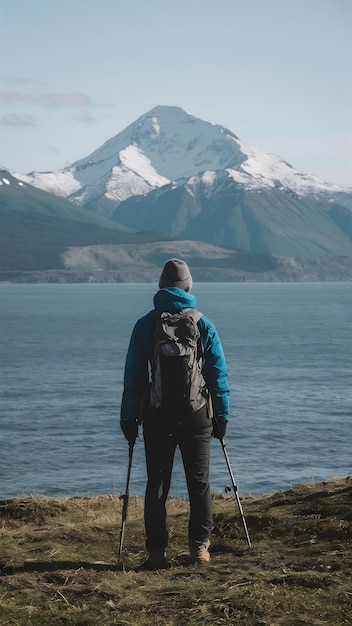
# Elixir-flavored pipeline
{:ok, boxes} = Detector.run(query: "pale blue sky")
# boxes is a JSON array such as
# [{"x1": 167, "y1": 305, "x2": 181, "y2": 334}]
[{"x1": 1, "y1": 0, "x2": 351, "y2": 186}]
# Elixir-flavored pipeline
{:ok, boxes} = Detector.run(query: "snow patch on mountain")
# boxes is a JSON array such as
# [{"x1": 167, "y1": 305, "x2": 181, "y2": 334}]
[
  {"x1": 15, "y1": 168, "x2": 81, "y2": 198},
  {"x1": 226, "y1": 168, "x2": 256, "y2": 188},
  {"x1": 119, "y1": 144, "x2": 169, "y2": 187},
  {"x1": 0, "y1": 170, "x2": 25, "y2": 188},
  {"x1": 152, "y1": 116, "x2": 160, "y2": 135},
  {"x1": 0, "y1": 176, "x2": 24, "y2": 187},
  {"x1": 201, "y1": 171, "x2": 217, "y2": 186},
  {"x1": 105, "y1": 165, "x2": 158, "y2": 202},
  {"x1": 238, "y1": 142, "x2": 344, "y2": 195},
  {"x1": 185, "y1": 170, "x2": 219, "y2": 195}
]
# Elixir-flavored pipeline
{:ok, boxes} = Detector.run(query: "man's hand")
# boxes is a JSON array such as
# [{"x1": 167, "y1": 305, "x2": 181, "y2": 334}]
[
  {"x1": 120, "y1": 419, "x2": 138, "y2": 446},
  {"x1": 212, "y1": 419, "x2": 227, "y2": 440}
]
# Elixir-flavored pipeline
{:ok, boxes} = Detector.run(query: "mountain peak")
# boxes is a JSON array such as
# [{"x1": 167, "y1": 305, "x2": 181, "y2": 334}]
[
  {"x1": 13, "y1": 106, "x2": 350, "y2": 216},
  {"x1": 7, "y1": 107, "x2": 352, "y2": 259},
  {"x1": 141, "y1": 104, "x2": 192, "y2": 118}
]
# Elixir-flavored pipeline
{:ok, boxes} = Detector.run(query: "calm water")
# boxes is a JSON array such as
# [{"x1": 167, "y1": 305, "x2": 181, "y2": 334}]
[{"x1": 1, "y1": 283, "x2": 351, "y2": 499}]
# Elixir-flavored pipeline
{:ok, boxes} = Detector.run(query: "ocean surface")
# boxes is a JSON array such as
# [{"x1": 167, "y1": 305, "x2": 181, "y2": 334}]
[{"x1": 1, "y1": 282, "x2": 351, "y2": 500}]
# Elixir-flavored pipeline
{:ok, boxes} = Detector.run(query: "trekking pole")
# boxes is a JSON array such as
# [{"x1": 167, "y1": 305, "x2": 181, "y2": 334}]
[
  {"x1": 220, "y1": 438, "x2": 252, "y2": 548},
  {"x1": 118, "y1": 442, "x2": 134, "y2": 562}
]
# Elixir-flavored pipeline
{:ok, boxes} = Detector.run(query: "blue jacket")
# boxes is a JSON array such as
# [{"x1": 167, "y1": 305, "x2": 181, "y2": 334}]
[{"x1": 120, "y1": 287, "x2": 230, "y2": 424}]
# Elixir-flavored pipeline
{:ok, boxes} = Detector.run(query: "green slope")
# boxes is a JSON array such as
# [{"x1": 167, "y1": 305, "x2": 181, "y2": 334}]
[
  {"x1": 112, "y1": 182, "x2": 352, "y2": 257},
  {"x1": 0, "y1": 170, "x2": 128, "y2": 230},
  {"x1": 0, "y1": 171, "x2": 167, "y2": 271}
]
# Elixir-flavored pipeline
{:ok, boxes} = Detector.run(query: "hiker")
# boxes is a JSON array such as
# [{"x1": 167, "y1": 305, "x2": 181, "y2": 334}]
[{"x1": 120, "y1": 258, "x2": 230, "y2": 570}]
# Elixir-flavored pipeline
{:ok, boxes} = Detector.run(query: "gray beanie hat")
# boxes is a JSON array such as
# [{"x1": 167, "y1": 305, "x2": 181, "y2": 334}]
[{"x1": 159, "y1": 258, "x2": 193, "y2": 292}]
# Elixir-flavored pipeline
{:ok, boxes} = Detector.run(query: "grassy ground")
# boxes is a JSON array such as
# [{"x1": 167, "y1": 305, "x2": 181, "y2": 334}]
[{"x1": 1, "y1": 477, "x2": 351, "y2": 626}]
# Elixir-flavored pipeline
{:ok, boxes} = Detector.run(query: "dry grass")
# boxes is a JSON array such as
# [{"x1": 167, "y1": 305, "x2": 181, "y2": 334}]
[{"x1": 1, "y1": 477, "x2": 351, "y2": 625}]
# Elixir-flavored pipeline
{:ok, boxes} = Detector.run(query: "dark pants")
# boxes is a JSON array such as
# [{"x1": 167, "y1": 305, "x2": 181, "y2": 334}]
[{"x1": 143, "y1": 405, "x2": 213, "y2": 552}]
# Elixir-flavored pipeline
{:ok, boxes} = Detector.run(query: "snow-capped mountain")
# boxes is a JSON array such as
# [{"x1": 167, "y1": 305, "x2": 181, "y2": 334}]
[
  {"x1": 12, "y1": 105, "x2": 352, "y2": 257},
  {"x1": 15, "y1": 105, "x2": 350, "y2": 210}
]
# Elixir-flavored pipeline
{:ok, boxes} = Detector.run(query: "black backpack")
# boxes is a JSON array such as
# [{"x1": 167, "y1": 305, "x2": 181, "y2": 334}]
[{"x1": 148, "y1": 308, "x2": 209, "y2": 412}]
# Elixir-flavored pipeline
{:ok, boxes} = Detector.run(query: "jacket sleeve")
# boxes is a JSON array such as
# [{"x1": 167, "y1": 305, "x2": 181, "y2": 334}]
[
  {"x1": 120, "y1": 315, "x2": 152, "y2": 421},
  {"x1": 198, "y1": 315, "x2": 230, "y2": 423}
]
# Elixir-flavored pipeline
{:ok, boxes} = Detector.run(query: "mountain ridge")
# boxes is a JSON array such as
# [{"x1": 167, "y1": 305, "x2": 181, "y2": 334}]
[
  {"x1": 112, "y1": 175, "x2": 352, "y2": 257},
  {"x1": 14, "y1": 105, "x2": 350, "y2": 205},
  {"x1": 4, "y1": 105, "x2": 352, "y2": 265}
]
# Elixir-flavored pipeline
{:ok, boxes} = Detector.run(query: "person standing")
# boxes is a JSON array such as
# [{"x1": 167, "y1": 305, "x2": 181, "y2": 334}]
[{"x1": 120, "y1": 259, "x2": 229, "y2": 570}]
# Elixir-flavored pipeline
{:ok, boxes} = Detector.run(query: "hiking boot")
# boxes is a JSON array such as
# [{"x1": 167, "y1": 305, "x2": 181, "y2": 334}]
[
  {"x1": 189, "y1": 540, "x2": 210, "y2": 564},
  {"x1": 136, "y1": 549, "x2": 169, "y2": 571}
]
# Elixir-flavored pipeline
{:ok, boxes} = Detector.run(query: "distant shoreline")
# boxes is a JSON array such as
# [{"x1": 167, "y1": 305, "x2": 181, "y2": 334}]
[{"x1": 1, "y1": 263, "x2": 352, "y2": 284}]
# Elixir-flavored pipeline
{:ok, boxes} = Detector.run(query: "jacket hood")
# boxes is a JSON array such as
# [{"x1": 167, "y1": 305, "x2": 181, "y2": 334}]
[{"x1": 153, "y1": 287, "x2": 197, "y2": 313}]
